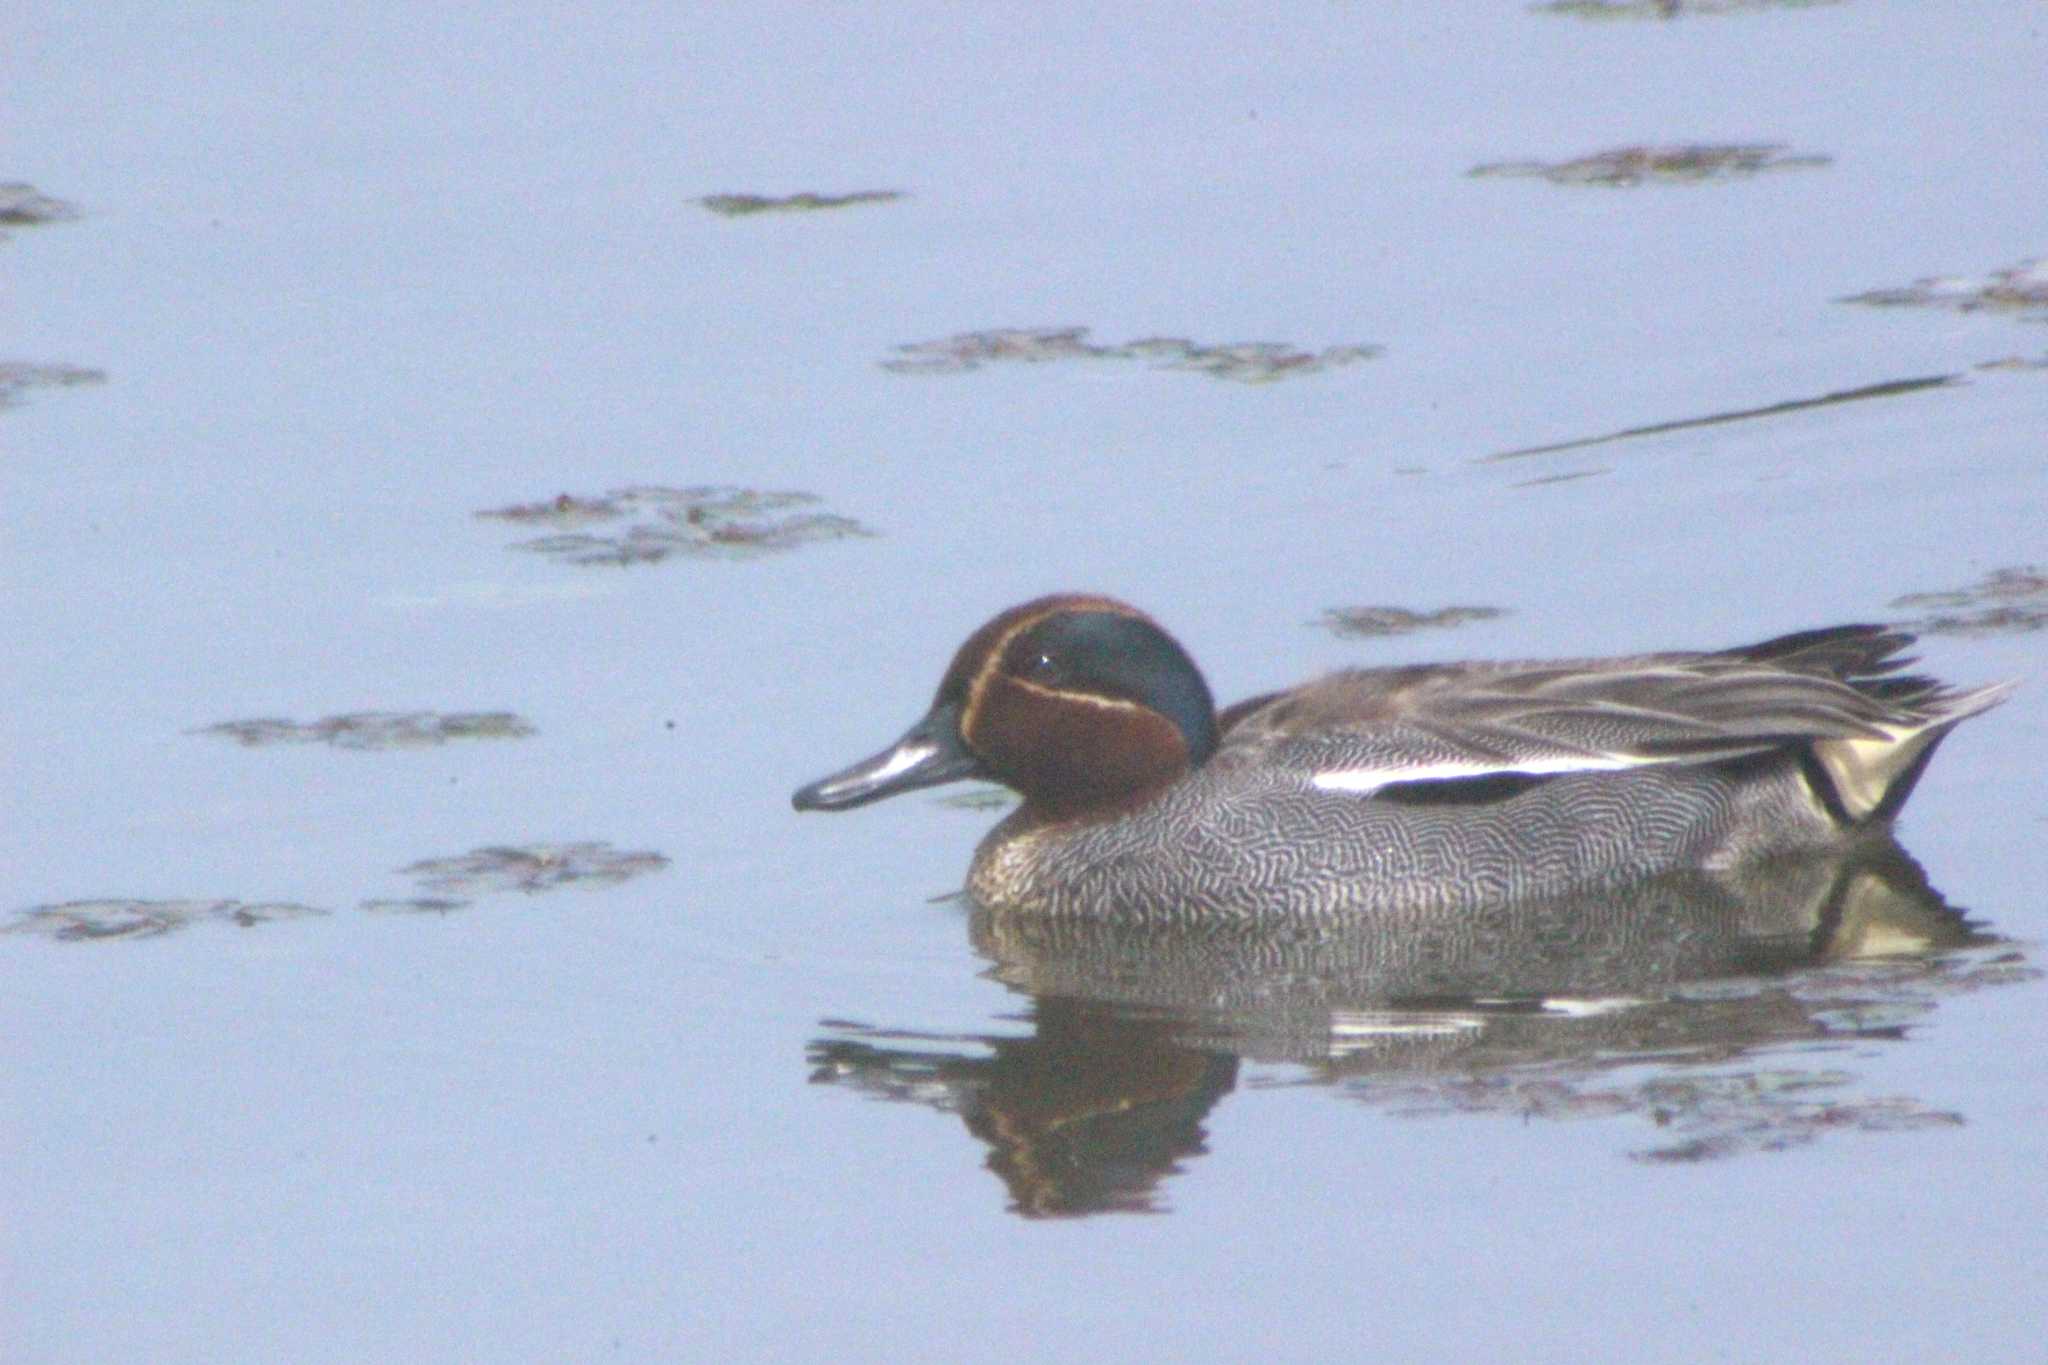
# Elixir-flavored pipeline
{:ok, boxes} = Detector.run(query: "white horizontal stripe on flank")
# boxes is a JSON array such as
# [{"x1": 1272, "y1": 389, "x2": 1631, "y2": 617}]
[{"x1": 1309, "y1": 753, "x2": 1649, "y2": 793}]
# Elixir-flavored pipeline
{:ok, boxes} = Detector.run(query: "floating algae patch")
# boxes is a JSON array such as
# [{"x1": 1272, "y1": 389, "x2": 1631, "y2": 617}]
[
  {"x1": 1891, "y1": 566, "x2": 2048, "y2": 637},
  {"x1": 472, "y1": 491, "x2": 631, "y2": 529},
  {"x1": 1315, "y1": 605, "x2": 1509, "y2": 639},
  {"x1": 1, "y1": 183, "x2": 81, "y2": 237},
  {"x1": 882, "y1": 327, "x2": 1382, "y2": 384},
  {"x1": 400, "y1": 842, "x2": 671, "y2": 897},
  {"x1": 1533, "y1": 0, "x2": 1842, "y2": 17},
  {"x1": 1470, "y1": 143, "x2": 1829, "y2": 188},
  {"x1": 195, "y1": 711, "x2": 536, "y2": 750},
  {"x1": 1841, "y1": 257, "x2": 2048, "y2": 322},
  {"x1": 1137, "y1": 339, "x2": 1383, "y2": 383},
  {"x1": 360, "y1": 897, "x2": 471, "y2": 916},
  {"x1": 1975, "y1": 353, "x2": 2048, "y2": 373},
  {"x1": 882, "y1": 326, "x2": 1100, "y2": 372},
  {"x1": 0, "y1": 362, "x2": 106, "y2": 410},
  {"x1": 699, "y1": 190, "x2": 904, "y2": 217},
  {"x1": 4, "y1": 898, "x2": 327, "y2": 942},
  {"x1": 478, "y1": 485, "x2": 873, "y2": 566}
]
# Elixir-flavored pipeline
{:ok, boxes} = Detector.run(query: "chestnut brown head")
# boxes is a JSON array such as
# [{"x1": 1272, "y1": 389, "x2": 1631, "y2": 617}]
[{"x1": 792, "y1": 595, "x2": 1217, "y2": 820}]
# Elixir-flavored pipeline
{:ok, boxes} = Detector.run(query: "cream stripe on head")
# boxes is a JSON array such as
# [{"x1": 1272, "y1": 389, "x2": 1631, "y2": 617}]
[
  {"x1": 1008, "y1": 675, "x2": 1149, "y2": 714},
  {"x1": 957, "y1": 595, "x2": 1151, "y2": 739}
]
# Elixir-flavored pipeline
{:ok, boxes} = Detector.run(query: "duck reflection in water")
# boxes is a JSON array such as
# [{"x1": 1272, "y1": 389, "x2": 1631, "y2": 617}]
[{"x1": 808, "y1": 839, "x2": 2031, "y2": 1218}]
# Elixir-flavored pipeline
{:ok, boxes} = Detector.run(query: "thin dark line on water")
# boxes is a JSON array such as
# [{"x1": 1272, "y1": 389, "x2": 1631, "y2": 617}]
[{"x1": 1480, "y1": 373, "x2": 1963, "y2": 463}]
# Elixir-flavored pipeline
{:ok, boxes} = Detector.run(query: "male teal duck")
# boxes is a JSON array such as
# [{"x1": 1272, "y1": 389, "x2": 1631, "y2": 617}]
[{"x1": 792, "y1": 594, "x2": 2010, "y2": 918}]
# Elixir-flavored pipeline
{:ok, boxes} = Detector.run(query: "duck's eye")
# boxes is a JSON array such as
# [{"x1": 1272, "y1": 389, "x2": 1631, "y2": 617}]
[{"x1": 1026, "y1": 652, "x2": 1066, "y2": 685}]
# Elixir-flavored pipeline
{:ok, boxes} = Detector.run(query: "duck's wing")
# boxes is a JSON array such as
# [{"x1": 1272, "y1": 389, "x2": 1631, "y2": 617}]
[{"x1": 1221, "y1": 625, "x2": 2012, "y2": 811}]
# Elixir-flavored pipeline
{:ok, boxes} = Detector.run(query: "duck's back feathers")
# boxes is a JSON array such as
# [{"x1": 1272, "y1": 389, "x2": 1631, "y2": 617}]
[{"x1": 1222, "y1": 624, "x2": 2012, "y2": 824}]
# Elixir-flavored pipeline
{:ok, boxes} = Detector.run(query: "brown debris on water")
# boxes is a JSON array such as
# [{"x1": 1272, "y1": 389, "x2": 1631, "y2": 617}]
[
  {"x1": 1470, "y1": 143, "x2": 1830, "y2": 188},
  {"x1": 1891, "y1": 566, "x2": 2048, "y2": 637},
  {"x1": 400, "y1": 842, "x2": 671, "y2": 897},
  {"x1": 1316, "y1": 605, "x2": 1509, "y2": 639},
  {"x1": 194, "y1": 711, "x2": 536, "y2": 751},
  {"x1": 1974, "y1": 353, "x2": 2048, "y2": 373},
  {"x1": 0, "y1": 183, "x2": 80, "y2": 237},
  {"x1": 1841, "y1": 257, "x2": 2048, "y2": 322},
  {"x1": 699, "y1": 190, "x2": 904, "y2": 217},
  {"x1": 883, "y1": 327, "x2": 1382, "y2": 384},
  {"x1": 3, "y1": 898, "x2": 327, "y2": 942},
  {"x1": 472, "y1": 492, "x2": 627, "y2": 529},
  {"x1": 1532, "y1": 0, "x2": 1842, "y2": 17},
  {"x1": 360, "y1": 897, "x2": 471, "y2": 916},
  {"x1": 478, "y1": 485, "x2": 873, "y2": 566},
  {"x1": 0, "y1": 362, "x2": 106, "y2": 410}
]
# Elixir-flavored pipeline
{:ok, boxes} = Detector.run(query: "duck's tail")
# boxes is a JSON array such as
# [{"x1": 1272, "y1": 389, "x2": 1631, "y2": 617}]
[
  {"x1": 1808, "y1": 678, "x2": 2016, "y2": 824},
  {"x1": 1727, "y1": 624, "x2": 2015, "y2": 825}
]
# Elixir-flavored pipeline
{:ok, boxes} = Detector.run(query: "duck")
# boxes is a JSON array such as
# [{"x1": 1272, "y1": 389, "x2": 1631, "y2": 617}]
[{"x1": 791, "y1": 594, "x2": 2011, "y2": 919}]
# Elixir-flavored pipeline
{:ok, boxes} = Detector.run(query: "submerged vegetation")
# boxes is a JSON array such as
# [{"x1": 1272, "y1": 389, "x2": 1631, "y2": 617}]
[
  {"x1": 399, "y1": 842, "x2": 671, "y2": 897},
  {"x1": 1974, "y1": 353, "x2": 2048, "y2": 373},
  {"x1": 3, "y1": 899, "x2": 327, "y2": 941},
  {"x1": 0, "y1": 182, "x2": 80, "y2": 237},
  {"x1": 478, "y1": 485, "x2": 873, "y2": 566},
  {"x1": 1470, "y1": 143, "x2": 1829, "y2": 188},
  {"x1": 195, "y1": 711, "x2": 536, "y2": 750},
  {"x1": 700, "y1": 190, "x2": 904, "y2": 217},
  {"x1": 7, "y1": 843, "x2": 672, "y2": 939},
  {"x1": 883, "y1": 327, "x2": 1382, "y2": 384},
  {"x1": 1315, "y1": 605, "x2": 1509, "y2": 639},
  {"x1": 1532, "y1": 0, "x2": 1843, "y2": 17},
  {"x1": 1892, "y1": 566, "x2": 2048, "y2": 637},
  {"x1": 0, "y1": 362, "x2": 105, "y2": 409},
  {"x1": 1842, "y1": 257, "x2": 2048, "y2": 322}
]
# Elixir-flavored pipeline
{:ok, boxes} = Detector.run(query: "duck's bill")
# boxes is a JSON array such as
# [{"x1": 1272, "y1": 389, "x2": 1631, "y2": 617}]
[{"x1": 791, "y1": 705, "x2": 985, "y2": 811}]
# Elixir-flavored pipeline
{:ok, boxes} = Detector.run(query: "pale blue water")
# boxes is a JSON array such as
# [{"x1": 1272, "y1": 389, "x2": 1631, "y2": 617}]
[{"x1": 7, "y1": 4, "x2": 2046, "y2": 1361}]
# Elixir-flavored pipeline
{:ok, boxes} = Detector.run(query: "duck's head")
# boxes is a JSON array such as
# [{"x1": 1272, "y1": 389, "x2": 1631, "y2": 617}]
[{"x1": 792, "y1": 594, "x2": 1219, "y2": 820}]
